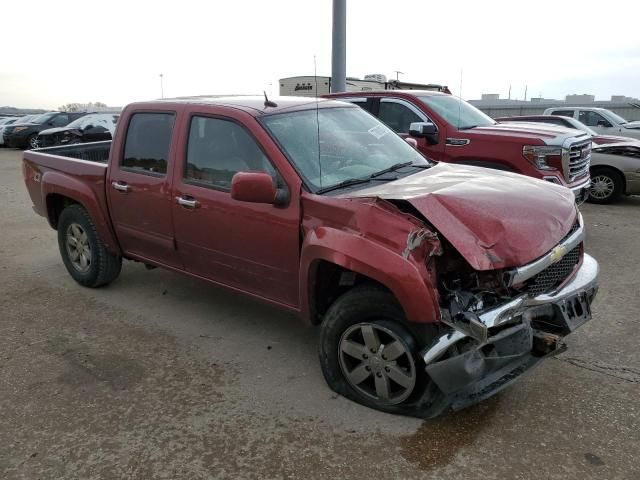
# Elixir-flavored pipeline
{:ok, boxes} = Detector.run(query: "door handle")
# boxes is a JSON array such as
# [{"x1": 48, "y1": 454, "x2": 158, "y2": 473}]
[
  {"x1": 176, "y1": 196, "x2": 200, "y2": 209},
  {"x1": 112, "y1": 181, "x2": 129, "y2": 192}
]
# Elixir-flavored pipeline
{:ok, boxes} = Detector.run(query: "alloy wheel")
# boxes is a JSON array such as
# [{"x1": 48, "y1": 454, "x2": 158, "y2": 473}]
[
  {"x1": 338, "y1": 322, "x2": 416, "y2": 405},
  {"x1": 65, "y1": 223, "x2": 92, "y2": 272},
  {"x1": 589, "y1": 174, "x2": 615, "y2": 200}
]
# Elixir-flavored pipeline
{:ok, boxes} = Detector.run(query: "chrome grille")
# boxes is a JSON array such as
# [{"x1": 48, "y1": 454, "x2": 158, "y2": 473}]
[
  {"x1": 526, "y1": 246, "x2": 581, "y2": 296},
  {"x1": 568, "y1": 141, "x2": 591, "y2": 181}
]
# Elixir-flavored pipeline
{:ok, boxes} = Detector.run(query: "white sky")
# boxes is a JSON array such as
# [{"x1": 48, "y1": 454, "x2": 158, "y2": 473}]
[{"x1": 1, "y1": 0, "x2": 639, "y2": 109}]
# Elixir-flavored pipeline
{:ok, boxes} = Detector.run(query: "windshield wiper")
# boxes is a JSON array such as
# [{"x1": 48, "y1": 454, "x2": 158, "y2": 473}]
[
  {"x1": 316, "y1": 162, "x2": 431, "y2": 195},
  {"x1": 316, "y1": 176, "x2": 396, "y2": 194},
  {"x1": 369, "y1": 161, "x2": 413, "y2": 178},
  {"x1": 458, "y1": 124, "x2": 478, "y2": 130}
]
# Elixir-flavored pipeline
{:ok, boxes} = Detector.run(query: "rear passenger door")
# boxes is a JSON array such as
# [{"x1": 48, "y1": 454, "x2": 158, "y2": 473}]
[
  {"x1": 107, "y1": 109, "x2": 183, "y2": 268},
  {"x1": 171, "y1": 111, "x2": 301, "y2": 307}
]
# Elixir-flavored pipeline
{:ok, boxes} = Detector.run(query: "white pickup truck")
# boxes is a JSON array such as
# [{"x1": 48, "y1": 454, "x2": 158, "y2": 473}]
[{"x1": 543, "y1": 106, "x2": 640, "y2": 140}]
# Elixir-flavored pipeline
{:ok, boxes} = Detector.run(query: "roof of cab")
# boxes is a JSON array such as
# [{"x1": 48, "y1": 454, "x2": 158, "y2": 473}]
[{"x1": 130, "y1": 95, "x2": 352, "y2": 116}]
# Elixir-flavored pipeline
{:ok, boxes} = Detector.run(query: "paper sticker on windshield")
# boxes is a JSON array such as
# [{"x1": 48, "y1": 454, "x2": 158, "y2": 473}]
[{"x1": 368, "y1": 125, "x2": 388, "y2": 139}]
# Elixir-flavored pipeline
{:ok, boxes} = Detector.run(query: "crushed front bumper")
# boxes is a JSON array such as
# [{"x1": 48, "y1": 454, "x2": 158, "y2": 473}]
[{"x1": 421, "y1": 254, "x2": 598, "y2": 414}]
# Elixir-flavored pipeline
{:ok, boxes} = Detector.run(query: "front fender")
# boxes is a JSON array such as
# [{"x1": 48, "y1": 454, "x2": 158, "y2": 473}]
[
  {"x1": 299, "y1": 226, "x2": 440, "y2": 325},
  {"x1": 42, "y1": 171, "x2": 121, "y2": 255}
]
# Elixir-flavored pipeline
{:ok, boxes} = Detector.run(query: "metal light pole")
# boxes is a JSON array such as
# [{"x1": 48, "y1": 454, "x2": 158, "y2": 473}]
[
  {"x1": 394, "y1": 71, "x2": 404, "y2": 81},
  {"x1": 159, "y1": 74, "x2": 164, "y2": 99},
  {"x1": 331, "y1": 0, "x2": 346, "y2": 93}
]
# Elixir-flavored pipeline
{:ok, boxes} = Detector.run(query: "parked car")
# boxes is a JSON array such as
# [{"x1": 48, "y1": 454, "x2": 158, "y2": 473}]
[
  {"x1": 37, "y1": 113, "x2": 120, "y2": 147},
  {"x1": 325, "y1": 91, "x2": 592, "y2": 203},
  {"x1": 4, "y1": 111, "x2": 89, "y2": 149},
  {"x1": 542, "y1": 107, "x2": 640, "y2": 140},
  {"x1": 0, "y1": 117, "x2": 20, "y2": 146},
  {"x1": 496, "y1": 115, "x2": 640, "y2": 203},
  {"x1": 588, "y1": 142, "x2": 640, "y2": 203},
  {"x1": 22, "y1": 96, "x2": 598, "y2": 418},
  {"x1": 0, "y1": 115, "x2": 38, "y2": 147},
  {"x1": 495, "y1": 114, "x2": 633, "y2": 146}
]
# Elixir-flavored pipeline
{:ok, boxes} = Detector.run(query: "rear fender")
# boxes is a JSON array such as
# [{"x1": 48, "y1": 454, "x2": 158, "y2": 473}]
[{"x1": 42, "y1": 171, "x2": 121, "y2": 255}]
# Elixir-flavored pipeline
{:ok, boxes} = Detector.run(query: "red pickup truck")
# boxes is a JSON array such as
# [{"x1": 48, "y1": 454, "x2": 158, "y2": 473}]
[
  {"x1": 23, "y1": 96, "x2": 599, "y2": 417},
  {"x1": 325, "y1": 91, "x2": 593, "y2": 203}
]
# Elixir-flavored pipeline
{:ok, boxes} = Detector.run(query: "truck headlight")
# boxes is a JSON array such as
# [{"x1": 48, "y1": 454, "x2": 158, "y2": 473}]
[{"x1": 522, "y1": 145, "x2": 561, "y2": 170}]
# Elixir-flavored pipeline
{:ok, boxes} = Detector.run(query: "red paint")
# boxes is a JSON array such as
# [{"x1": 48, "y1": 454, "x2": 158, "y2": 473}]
[
  {"x1": 325, "y1": 91, "x2": 590, "y2": 189},
  {"x1": 22, "y1": 97, "x2": 579, "y2": 326}
]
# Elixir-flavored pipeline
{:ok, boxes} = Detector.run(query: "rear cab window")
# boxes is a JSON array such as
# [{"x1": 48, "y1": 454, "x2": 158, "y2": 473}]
[{"x1": 121, "y1": 112, "x2": 176, "y2": 176}]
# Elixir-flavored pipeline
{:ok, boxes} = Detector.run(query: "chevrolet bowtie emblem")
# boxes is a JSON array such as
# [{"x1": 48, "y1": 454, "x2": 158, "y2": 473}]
[{"x1": 550, "y1": 245, "x2": 568, "y2": 264}]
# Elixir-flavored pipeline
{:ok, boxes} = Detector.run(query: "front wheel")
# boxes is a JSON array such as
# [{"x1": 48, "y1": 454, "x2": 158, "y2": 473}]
[
  {"x1": 588, "y1": 168, "x2": 624, "y2": 204},
  {"x1": 57, "y1": 204, "x2": 122, "y2": 287},
  {"x1": 319, "y1": 285, "x2": 441, "y2": 417},
  {"x1": 26, "y1": 134, "x2": 40, "y2": 149}
]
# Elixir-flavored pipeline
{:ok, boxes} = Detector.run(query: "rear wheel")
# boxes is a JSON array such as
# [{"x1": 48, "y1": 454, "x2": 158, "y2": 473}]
[
  {"x1": 57, "y1": 204, "x2": 122, "y2": 287},
  {"x1": 319, "y1": 285, "x2": 441, "y2": 416},
  {"x1": 588, "y1": 168, "x2": 624, "y2": 204}
]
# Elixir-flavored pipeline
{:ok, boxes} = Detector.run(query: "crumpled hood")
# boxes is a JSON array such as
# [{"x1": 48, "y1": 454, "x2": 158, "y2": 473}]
[{"x1": 345, "y1": 163, "x2": 577, "y2": 271}]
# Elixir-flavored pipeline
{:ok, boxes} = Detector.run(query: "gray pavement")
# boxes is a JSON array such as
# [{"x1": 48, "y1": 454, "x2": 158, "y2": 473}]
[{"x1": 1, "y1": 147, "x2": 638, "y2": 479}]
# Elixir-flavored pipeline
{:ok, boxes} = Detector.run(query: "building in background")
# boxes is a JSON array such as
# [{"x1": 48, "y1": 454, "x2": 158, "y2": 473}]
[
  {"x1": 470, "y1": 93, "x2": 640, "y2": 121},
  {"x1": 279, "y1": 75, "x2": 450, "y2": 97}
]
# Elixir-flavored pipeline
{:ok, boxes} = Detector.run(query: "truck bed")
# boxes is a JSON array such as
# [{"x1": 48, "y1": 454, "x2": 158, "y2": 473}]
[
  {"x1": 22, "y1": 141, "x2": 112, "y2": 229},
  {"x1": 31, "y1": 140, "x2": 112, "y2": 163}
]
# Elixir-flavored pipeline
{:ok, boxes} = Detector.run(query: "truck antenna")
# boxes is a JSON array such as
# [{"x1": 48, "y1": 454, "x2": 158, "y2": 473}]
[{"x1": 263, "y1": 91, "x2": 277, "y2": 108}]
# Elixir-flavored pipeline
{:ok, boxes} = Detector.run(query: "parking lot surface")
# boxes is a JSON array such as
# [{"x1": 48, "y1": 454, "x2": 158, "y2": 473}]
[{"x1": 1, "y1": 148, "x2": 639, "y2": 479}]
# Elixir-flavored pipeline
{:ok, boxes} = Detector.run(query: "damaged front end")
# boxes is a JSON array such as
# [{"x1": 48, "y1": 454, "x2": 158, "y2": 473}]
[{"x1": 423, "y1": 213, "x2": 599, "y2": 414}]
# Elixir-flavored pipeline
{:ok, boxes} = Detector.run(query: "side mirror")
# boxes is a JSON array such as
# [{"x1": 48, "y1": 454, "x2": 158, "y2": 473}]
[
  {"x1": 230, "y1": 171, "x2": 289, "y2": 206},
  {"x1": 409, "y1": 121, "x2": 439, "y2": 145},
  {"x1": 597, "y1": 120, "x2": 611, "y2": 127}
]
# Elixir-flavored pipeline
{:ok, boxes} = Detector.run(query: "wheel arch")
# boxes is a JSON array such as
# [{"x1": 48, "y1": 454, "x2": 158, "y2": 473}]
[
  {"x1": 43, "y1": 172, "x2": 121, "y2": 255},
  {"x1": 590, "y1": 164, "x2": 627, "y2": 192},
  {"x1": 299, "y1": 227, "x2": 440, "y2": 326}
]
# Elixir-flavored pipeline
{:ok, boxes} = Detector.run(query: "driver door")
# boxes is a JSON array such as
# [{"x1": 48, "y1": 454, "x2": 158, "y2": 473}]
[
  {"x1": 171, "y1": 111, "x2": 300, "y2": 307},
  {"x1": 578, "y1": 110, "x2": 617, "y2": 135}
]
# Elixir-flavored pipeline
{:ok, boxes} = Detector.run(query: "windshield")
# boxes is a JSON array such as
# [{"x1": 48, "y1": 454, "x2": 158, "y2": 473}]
[
  {"x1": 261, "y1": 106, "x2": 429, "y2": 193},
  {"x1": 30, "y1": 113, "x2": 55, "y2": 124},
  {"x1": 605, "y1": 110, "x2": 628, "y2": 125},
  {"x1": 572, "y1": 119, "x2": 597, "y2": 135},
  {"x1": 419, "y1": 95, "x2": 495, "y2": 129}
]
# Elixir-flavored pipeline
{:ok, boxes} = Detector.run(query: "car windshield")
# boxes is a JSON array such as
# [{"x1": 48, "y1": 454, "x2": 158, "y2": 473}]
[
  {"x1": 30, "y1": 113, "x2": 55, "y2": 124},
  {"x1": 419, "y1": 95, "x2": 496, "y2": 129},
  {"x1": 570, "y1": 119, "x2": 597, "y2": 135},
  {"x1": 261, "y1": 106, "x2": 430, "y2": 193},
  {"x1": 605, "y1": 110, "x2": 628, "y2": 125}
]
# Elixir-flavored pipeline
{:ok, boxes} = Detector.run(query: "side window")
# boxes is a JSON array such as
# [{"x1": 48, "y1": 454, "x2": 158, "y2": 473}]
[
  {"x1": 184, "y1": 116, "x2": 274, "y2": 190},
  {"x1": 122, "y1": 112, "x2": 175, "y2": 175},
  {"x1": 551, "y1": 110, "x2": 575, "y2": 118},
  {"x1": 578, "y1": 111, "x2": 611, "y2": 127},
  {"x1": 378, "y1": 101, "x2": 423, "y2": 133},
  {"x1": 52, "y1": 114, "x2": 69, "y2": 127}
]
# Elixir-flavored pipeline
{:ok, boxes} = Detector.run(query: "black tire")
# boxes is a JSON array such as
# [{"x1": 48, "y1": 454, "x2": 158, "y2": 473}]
[
  {"x1": 588, "y1": 168, "x2": 624, "y2": 204},
  {"x1": 319, "y1": 285, "x2": 443, "y2": 417},
  {"x1": 57, "y1": 204, "x2": 122, "y2": 287},
  {"x1": 26, "y1": 134, "x2": 40, "y2": 150}
]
